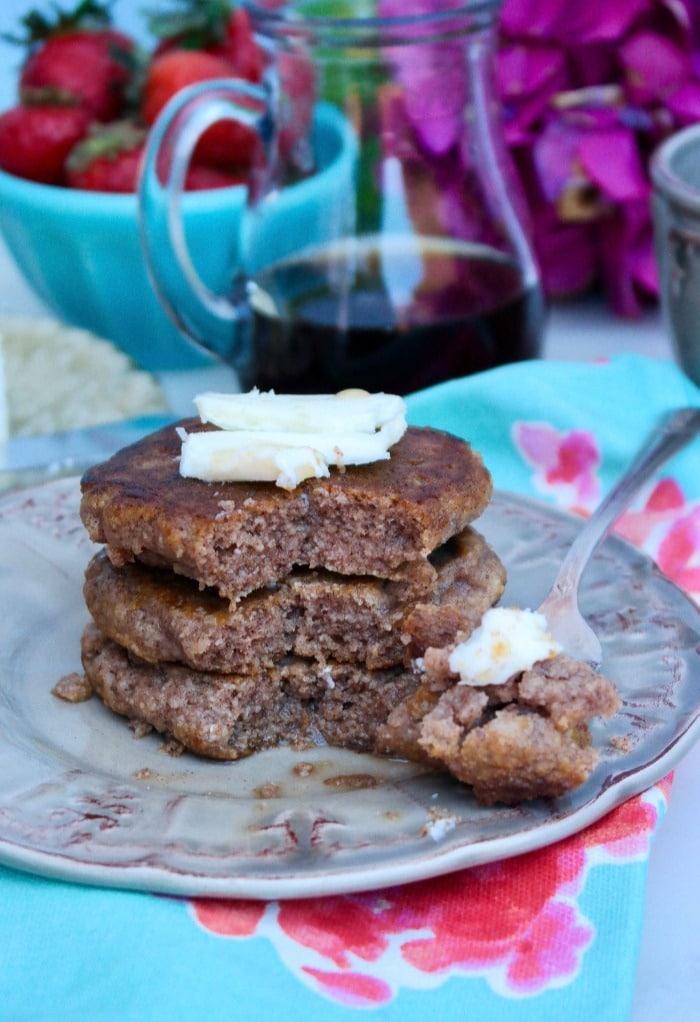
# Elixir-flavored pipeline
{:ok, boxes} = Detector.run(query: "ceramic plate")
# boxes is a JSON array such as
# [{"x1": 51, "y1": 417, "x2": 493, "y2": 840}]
[{"x1": 0, "y1": 477, "x2": 698, "y2": 899}]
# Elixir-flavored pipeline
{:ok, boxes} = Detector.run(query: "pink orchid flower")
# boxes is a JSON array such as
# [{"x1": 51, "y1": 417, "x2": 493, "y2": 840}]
[{"x1": 501, "y1": 0, "x2": 650, "y2": 46}]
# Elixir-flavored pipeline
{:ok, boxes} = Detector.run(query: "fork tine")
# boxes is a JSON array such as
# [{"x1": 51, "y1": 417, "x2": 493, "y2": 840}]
[{"x1": 537, "y1": 589, "x2": 602, "y2": 669}]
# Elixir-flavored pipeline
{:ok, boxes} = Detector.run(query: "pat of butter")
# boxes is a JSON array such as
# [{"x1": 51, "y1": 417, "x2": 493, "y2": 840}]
[
  {"x1": 179, "y1": 433, "x2": 328, "y2": 489},
  {"x1": 449, "y1": 607, "x2": 561, "y2": 687},
  {"x1": 179, "y1": 389, "x2": 407, "y2": 486},
  {"x1": 194, "y1": 388, "x2": 405, "y2": 434}
]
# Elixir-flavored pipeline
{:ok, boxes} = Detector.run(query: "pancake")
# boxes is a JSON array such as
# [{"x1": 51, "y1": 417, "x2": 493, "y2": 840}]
[
  {"x1": 375, "y1": 653, "x2": 621, "y2": 805},
  {"x1": 81, "y1": 623, "x2": 421, "y2": 760},
  {"x1": 80, "y1": 423, "x2": 493, "y2": 601},
  {"x1": 83, "y1": 527, "x2": 506, "y2": 672}
]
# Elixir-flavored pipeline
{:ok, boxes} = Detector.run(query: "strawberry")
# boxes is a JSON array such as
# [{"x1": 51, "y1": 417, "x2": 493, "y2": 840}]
[
  {"x1": 146, "y1": 0, "x2": 263, "y2": 82},
  {"x1": 144, "y1": 0, "x2": 314, "y2": 162},
  {"x1": 221, "y1": 7, "x2": 264, "y2": 83},
  {"x1": 65, "y1": 120, "x2": 146, "y2": 191},
  {"x1": 64, "y1": 119, "x2": 246, "y2": 191},
  {"x1": 183, "y1": 163, "x2": 247, "y2": 190},
  {"x1": 142, "y1": 49, "x2": 259, "y2": 172},
  {"x1": 0, "y1": 104, "x2": 90, "y2": 183},
  {"x1": 10, "y1": 1, "x2": 137, "y2": 123},
  {"x1": 277, "y1": 50, "x2": 316, "y2": 161}
]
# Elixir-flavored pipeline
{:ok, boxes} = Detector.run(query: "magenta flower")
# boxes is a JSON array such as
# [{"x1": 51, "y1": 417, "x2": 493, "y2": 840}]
[
  {"x1": 499, "y1": 0, "x2": 700, "y2": 315},
  {"x1": 375, "y1": 0, "x2": 700, "y2": 317},
  {"x1": 498, "y1": 43, "x2": 569, "y2": 145},
  {"x1": 500, "y1": 0, "x2": 650, "y2": 46}
]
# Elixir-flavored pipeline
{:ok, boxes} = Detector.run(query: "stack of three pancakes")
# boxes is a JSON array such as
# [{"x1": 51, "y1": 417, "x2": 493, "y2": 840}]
[{"x1": 78, "y1": 421, "x2": 504, "y2": 760}]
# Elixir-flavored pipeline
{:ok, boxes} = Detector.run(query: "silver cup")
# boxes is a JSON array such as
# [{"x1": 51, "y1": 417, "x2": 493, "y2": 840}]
[{"x1": 651, "y1": 124, "x2": 700, "y2": 387}]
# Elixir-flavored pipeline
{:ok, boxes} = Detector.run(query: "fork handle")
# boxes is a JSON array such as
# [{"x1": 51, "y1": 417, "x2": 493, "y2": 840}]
[{"x1": 547, "y1": 406, "x2": 700, "y2": 599}]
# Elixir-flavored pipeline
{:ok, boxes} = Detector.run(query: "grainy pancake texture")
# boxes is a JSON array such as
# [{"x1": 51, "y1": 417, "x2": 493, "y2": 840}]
[
  {"x1": 83, "y1": 527, "x2": 506, "y2": 672},
  {"x1": 67, "y1": 415, "x2": 620, "y2": 806},
  {"x1": 81, "y1": 624, "x2": 422, "y2": 760},
  {"x1": 80, "y1": 423, "x2": 493, "y2": 601}
]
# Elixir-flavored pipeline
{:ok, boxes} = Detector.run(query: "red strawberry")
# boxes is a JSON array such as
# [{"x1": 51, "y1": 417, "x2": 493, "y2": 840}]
[
  {"x1": 65, "y1": 121, "x2": 146, "y2": 191},
  {"x1": 11, "y1": 2, "x2": 137, "y2": 122},
  {"x1": 278, "y1": 51, "x2": 316, "y2": 160},
  {"x1": 142, "y1": 49, "x2": 259, "y2": 172},
  {"x1": 147, "y1": 0, "x2": 263, "y2": 81},
  {"x1": 0, "y1": 104, "x2": 90, "y2": 183},
  {"x1": 219, "y1": 7, "x2": 263, "y2": 83},
  {"x1": 144, "y1": 1, "x2": 314, "y2": 162},
  {"x1": 21, "y1": 30, "x2": 136, "y2": 122},
  {"x1": 65, "y1": 120, "x2": 246, "y2": 192},
  {"x1": 182, "y1": 163, "x2": 247, "y2": 190}
]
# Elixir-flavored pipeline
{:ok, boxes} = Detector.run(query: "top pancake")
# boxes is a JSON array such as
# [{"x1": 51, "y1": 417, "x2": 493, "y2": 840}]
[{"x1": 80, "y1": 421, "x2": 492, "y2": 601}]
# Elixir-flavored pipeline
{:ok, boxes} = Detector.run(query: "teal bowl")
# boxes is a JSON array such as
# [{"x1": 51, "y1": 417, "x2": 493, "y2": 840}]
[{"x1": 0, "y1": 105, "x2": 355, "y2": 372}]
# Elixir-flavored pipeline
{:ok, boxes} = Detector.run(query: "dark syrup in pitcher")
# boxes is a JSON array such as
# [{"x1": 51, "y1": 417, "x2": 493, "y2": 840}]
[{"x1": 241, "y1": 236, "x2": 545, "y2": 395}]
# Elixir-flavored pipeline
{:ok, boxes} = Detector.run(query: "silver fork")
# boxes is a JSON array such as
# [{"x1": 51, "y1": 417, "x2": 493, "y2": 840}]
[{"x1": 537, "y1": 406, "x2": 700, "y2": 669}]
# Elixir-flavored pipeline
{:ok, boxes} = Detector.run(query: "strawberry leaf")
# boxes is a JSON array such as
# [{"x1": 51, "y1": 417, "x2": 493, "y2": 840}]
[
  {"x1": 144, "y1": 0, "x2": 233, "y2": 48},
  {"x1": 2, "y1": 0, "x2": 115, "y2": 47},
  {"x1": 65, "y1": 118, "x2": 146, "y2": 174}
]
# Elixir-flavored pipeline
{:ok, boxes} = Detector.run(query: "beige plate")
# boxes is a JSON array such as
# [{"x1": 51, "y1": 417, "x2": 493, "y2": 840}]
[{"x1": 0, "y1": 477, "x2": 698, "y2": 899}]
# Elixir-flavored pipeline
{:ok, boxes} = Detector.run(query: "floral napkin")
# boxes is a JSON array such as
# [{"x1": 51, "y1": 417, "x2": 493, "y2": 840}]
[{"x1": 1, "y1": 353, "x2": 698, "y2": 1022}]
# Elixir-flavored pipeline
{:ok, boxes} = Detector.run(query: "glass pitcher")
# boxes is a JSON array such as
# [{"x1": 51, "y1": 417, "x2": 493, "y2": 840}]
[{"x1": 139, "y1": 0, "x2": 545, "y2": 395}]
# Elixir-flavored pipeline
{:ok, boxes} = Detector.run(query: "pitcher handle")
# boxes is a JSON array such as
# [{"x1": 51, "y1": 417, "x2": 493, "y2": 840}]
[{"x1": 138, "y1": 77, "x2": 270, "y2": 363}]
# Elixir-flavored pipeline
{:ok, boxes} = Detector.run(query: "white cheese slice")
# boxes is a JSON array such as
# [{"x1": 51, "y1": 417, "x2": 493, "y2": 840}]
[{"x1": 179, "y1": 432, "x2": 328, "y2": 489}]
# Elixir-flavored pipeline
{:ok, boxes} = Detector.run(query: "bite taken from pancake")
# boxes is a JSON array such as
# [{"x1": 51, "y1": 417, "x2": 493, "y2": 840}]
[
  {"x1": 64, "y1": 389, "x2": 620, "y2": 806},
  {"x1": 80, "y1": 411, "x2": 493, "y2": 602},
  {"x1": 376, "y1": 610, "x2": 620, "y2": 806}
]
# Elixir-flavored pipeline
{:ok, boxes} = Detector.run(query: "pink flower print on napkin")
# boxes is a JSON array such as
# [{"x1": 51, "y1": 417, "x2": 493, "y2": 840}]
[
  {"x1": 512, "y1": 421, "x2": 601, "y2": 512},
  {"x1": 618, "y1": 487, "x2": 700, "y2": 598},
  {"x1": 189, "y1": 788, "x2": 663, "y2": 1008},
  {"x1": 656, "y1": 504, "x2": 700, "y2": 596},
  {"x1": 194, "y1": 898, "x2": 266, "y2": 937},
  {"x1": 581, "y1": 782, "x2": 669, "y2": 861},
  {"x1": 375, "y1": 851, "x2": 593, "y2": 998},
  {"x1": 613, "y1": 478, "x2": 686, "y2": 548},
  {"x1": 513, "y1": 422, "x2": 700, "y2": 598}
]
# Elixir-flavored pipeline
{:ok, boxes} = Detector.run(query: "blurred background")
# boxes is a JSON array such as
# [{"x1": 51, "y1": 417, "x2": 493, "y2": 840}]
[
  {"x1": 0, "y1": 0, "x2": 145, "y2": 321},
  {"x1": 0, "y1": 0, "x2": 679, "y2": 364},
  {"x1": 0, "y1": 0, "x2": 145, "y2": 94}
]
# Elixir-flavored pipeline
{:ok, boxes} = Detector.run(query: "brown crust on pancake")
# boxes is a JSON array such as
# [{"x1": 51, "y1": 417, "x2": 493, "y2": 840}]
[{"x1": 80, "y1": 423, "x2": 492, "y2": 601}]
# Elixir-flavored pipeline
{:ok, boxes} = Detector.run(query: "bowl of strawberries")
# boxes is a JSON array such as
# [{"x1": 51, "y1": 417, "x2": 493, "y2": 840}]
[{"x1": 0, "y1": 0, "x2": 351, "y2": 371}]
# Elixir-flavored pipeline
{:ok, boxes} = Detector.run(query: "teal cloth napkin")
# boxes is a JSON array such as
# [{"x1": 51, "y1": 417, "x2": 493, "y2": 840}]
[{"x1": 1, "y1": 353, "x2": 698, "y2": 1022}]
